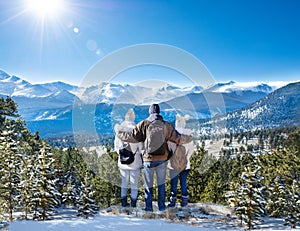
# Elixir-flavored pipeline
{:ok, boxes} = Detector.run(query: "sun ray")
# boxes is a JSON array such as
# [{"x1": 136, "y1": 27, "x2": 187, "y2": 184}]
[{"x1": 0, "y1": 9, "x2": 27, "y2": 26}]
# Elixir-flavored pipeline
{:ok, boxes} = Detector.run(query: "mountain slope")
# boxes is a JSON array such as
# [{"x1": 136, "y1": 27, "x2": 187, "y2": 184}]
[
  {"x1": 164, "y1": 90, "x2": 268, "y2": 118},
  {"x1": 200, "y1": 81, "x2": 300, "y2": 135}
]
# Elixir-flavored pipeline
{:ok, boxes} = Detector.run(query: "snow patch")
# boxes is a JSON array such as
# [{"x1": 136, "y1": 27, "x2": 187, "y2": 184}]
[{"x1": 7, "y1": 204, "x2": 299, "y2": 230}]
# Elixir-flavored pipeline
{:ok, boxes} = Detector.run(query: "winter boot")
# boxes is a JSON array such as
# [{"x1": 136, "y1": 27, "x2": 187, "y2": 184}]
[
  {"x1": 181, "y1": 195, "x2": 188, "y2": 207},
  {"x1": 167, "y1": 196, "x2": 176, "y2": 208},
  {"x1": 121, "y1": 197, "x2": 129, "y2": 207},
  {"x1": 131, "y1": 198, "x2": 137, "y2": 208}
]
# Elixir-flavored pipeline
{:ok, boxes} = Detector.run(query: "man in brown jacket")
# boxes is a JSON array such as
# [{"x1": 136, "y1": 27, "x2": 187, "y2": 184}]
[{"x1": 117, "y1": 104, "x2": 192, "y2": 212}]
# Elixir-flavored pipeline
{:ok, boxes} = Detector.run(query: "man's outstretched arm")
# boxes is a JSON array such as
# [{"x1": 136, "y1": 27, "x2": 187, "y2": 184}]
[{"x1": 117, "y1": 120, "x2": 147, "y2": 143}]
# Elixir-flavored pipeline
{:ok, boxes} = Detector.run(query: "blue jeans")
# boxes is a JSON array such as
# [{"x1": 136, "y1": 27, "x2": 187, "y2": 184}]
[
  {"x1": 143, "y1": 161, "x2": 167, "y2": 211},
  {"x1": 170, "y1": 169, "x2": 190, "y2": 198}
]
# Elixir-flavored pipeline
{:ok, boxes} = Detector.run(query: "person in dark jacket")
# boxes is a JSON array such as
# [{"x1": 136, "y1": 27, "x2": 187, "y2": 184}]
[{"x1": 117, "y1": 104, "x2": 192, "y2": 212}]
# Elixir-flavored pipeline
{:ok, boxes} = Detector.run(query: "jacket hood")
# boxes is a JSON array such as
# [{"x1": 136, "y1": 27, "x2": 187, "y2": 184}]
[{"x1": 147, "y1": 113, "x2": 163, "y2": 123}]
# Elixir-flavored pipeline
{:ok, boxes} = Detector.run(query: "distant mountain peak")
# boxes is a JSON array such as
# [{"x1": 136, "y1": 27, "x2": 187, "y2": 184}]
[
  {"x1": 253, "y1": 83, "x2": 273, "y2": 93},
  {"x1": 183, "y1": 85, "x2": 203, "y2": 92},
  {"x1": 222, "y1": 80, "x2": 236, "y2": 86},
  {"x1": 159, "y1": 84, "x2": 180, "y2": 91},
  {"x1": 205, "y1": 81, "x2": 282, "y2": 94},
  {"x1": 0, "y1": 70, "x2": 10, "y2": 80},
  {"x1": 216, "y1": 81, "x2": 236, "y2": 87}
]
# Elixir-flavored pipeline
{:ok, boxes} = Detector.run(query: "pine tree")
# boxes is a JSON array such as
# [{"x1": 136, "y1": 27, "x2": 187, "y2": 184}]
[
  {"x1": 229, "y1": 152, "x2": 255, "y2": 183},
  {"x1": 0, "y1": 97, "x2": 18, "y2": 121},
  {"x1": 53, "y1": 147, "x2": 89, "y2": 184},
  {"x1": 266, "y1": 175, "x2": 288, "y2": 218},
  {"x1": 187, "y1": 147, "x2": 207, "y2": 202},
  {"x1": 18, "y1": 131, "x2": 42, "y2": 219},
  {"x1": 0, "y1": 119, "x2": 21, "y2": 221},
  {"x1": 95, "y1": 149, "x2": 120, "y2": 207},
  {"x1": 260, "y1": 130, "x2": 300, "y2": 226},
  {"x1": 284, "y1": 179, "x2": 300, "y2": 228},
  {"x1": 32, "y1": 140, "x2": 61, "y2": 220},
  {"x1": 202, "y1": 172, "x2": 223, "y2": 203},
  {"x1": 229, "y1": 157, "x2": 266, "y2": 230},
  {"x1": 282, "y1": 130, "x2": 300, "y2": 228},
  {"x1": 77, "y1": 172, "x2": 98, "y2": 218},
  {"x1": 62, "y1": 167, "x2": 81, "y2": 208},
  {"x1": 18, "y1": 147, "x2": 35, "y2": 219}
]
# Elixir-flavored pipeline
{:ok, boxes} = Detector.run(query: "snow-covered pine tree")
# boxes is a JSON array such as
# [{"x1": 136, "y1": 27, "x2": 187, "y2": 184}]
[
  {"x1": 266, "y1": 175, "x2": 288, "y2": 218},
  {"x1": 284, "y1": 179, "x2": 300, "y2": 228},
  {"x1": 283, "y1": 131, "x2": 300, "y2": 228},
  {"x1": 19, "y1": 147, "x2": 35, "y2": 219},
  {"x1": 32, "y1": 140, "x2": 61, "y2": 220},
  {"x1": 0, "y1": 97, "x2": 19, "y2": 127},
  {"x1": 229, "y1": 157, "x2": 266, "y2": 230},
  {"x1": 77, "y1": 172, "x2": 98, "y2": 219},
  {"x1": 18, "y1": 131, "x2": 42, "y2": 220},
  {"x1": 261, "y1": 130, "x2": 300, "y2": 227},
  {"x1": 62, "y1": 166, "x2": 81, "y2": 208},
  {"x1": 0, "y1": 119, "x2": 22, "y2": 222}
]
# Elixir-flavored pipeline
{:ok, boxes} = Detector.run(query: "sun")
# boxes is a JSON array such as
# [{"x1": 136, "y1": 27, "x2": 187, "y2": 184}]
[{"x1": 26, "y1": 0, "x2": 65, "y2": 19}]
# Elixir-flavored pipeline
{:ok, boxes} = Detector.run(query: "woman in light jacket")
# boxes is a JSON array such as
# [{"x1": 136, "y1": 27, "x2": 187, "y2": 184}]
[
  {"x1": 114, "y1": 109, "x2": 143, "y2": 207},
  {"x1": 167, "y1": 114, "x2": 195, "y2": 207}
]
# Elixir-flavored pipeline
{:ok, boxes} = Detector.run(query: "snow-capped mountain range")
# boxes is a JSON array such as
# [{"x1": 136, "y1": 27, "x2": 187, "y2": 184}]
[
  {"x1": 0, "y1": 69, "x2": 287, "y2": 107},
  {"x1": 0, "y1": 69, "x2": 295, "y2": 137}
]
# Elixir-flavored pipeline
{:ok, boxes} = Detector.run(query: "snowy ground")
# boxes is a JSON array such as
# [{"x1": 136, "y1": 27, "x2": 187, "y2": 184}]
[{"x1": 4, "y1": 203, "x2": 300, "y2": 231}]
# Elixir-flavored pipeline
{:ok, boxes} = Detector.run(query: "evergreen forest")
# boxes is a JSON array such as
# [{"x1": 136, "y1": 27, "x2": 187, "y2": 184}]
[{"x1": 0, "y1": 97, "x2": 299, "y2": 229}]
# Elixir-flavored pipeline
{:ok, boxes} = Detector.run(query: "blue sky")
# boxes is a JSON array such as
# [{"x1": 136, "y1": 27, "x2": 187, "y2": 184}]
[{"x1": 0, "y1": 0, "x2": 300, "y2": 87}]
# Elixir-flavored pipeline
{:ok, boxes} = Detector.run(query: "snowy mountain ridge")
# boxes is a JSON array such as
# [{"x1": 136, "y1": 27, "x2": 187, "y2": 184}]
[{"x1": 0, "y1": 69, "x2": 289, "y2": 105}]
